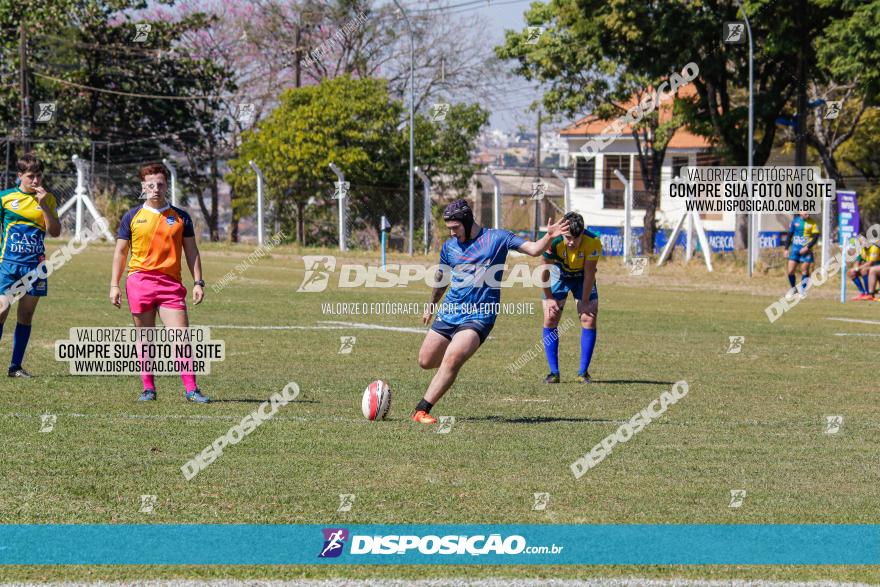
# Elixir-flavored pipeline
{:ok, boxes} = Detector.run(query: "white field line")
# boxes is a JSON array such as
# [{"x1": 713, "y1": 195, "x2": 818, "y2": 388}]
[
  {"x1": 1, "y1": 578, "x2": 874, "y2": 587},
  {"x1": 319, "y1": 320, "x2": 428, "y2": 334},
  {"x1": 834, "y1": 332, "x2": 880, "y2": 337},
  {"x1": 0, "y1": 411, "x2": 364, "y2": 424},
  {"x1": 206, "y1": 321, "x2": 428, "y2": 334},
  {"x1": 207, "y1": 321, "x2": 495, "y2": 339},
  {"x1": 826, "y1": 317, "x2": 880, "y2": 325},
  {"x1": 9, "y1": 412, "x2": 875, "y2": 430}
]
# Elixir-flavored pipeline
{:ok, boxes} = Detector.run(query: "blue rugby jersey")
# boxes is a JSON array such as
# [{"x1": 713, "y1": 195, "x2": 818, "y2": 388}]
[{"x1": 435, "y1": 227, "x2": 526, "y2": 325}]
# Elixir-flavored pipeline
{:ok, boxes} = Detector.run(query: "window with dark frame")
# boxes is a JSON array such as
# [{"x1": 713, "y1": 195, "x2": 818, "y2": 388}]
[
  {"x1": 603, "y1": 155, "x2": 630, "y2": 189},
  {"x1": 575, "y1": 157, "x2": 595, "y2": 188},
  {"x1": 672, "y1": 156, "x2": 689, "y2": 179}
]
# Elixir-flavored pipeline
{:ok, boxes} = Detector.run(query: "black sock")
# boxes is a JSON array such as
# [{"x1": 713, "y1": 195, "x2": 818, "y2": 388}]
[{"x1": 415, "y1": 399, "x2": 433, "y2": 413}]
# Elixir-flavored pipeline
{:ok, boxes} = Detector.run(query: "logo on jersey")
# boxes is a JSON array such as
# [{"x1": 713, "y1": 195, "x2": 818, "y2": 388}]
[
  {"x1": 9, "y1": 199, "x2": 19, "y2": 210},
  {"x1": 319, "y1": 528, "x2": 349, "y2": 558},
  {"x1": 166, "y1": 216, "x2": 176, "y2": 226}
]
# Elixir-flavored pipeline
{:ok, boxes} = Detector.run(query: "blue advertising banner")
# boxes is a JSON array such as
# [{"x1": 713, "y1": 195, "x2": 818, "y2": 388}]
[
  {"x1": 586, "y1": 227, "x2": 784, "y2": 256},
  {"x1": 838, "y1": 191, "x2": 860, "y2": 245},
  {"x1": 1, "y1": 524, "x2": 879, "y2": 565}
]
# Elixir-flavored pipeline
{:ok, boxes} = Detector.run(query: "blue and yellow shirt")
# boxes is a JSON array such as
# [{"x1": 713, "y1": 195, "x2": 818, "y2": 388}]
[
  {"x1": 858, "y1": 244, "x2": 880, "y2": 265},
  {"x1": 543, "y1": 231, "x2": 603, "y2": 278},
  {"x1": 0, "y1": 187, "x2": 57, "y2": 266},
  {"x1": 117, "y1": 204, "x2": 195, "y2": 283},
  {"x1": 788, "y1": 217, "x2": 820, "y2": 248}
]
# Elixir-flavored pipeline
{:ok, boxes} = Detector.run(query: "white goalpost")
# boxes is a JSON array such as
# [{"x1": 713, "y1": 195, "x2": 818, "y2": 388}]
[
  {"x1": 56, "y1": 155, "x2": 114, "y2": 242},
  {"x1": 657, "y1": 209, "x2": 714, "y2": 272}
]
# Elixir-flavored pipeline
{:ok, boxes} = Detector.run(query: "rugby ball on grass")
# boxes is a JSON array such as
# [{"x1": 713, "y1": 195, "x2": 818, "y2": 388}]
[{"x1": 362, "y1": 379, "x2": 392, "y2": 421}]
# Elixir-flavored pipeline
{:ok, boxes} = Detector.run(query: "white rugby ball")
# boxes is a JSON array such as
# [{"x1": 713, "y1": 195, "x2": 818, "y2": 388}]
[{"x1": 362, "y1": 379, "x2": 392, "y2": 421}]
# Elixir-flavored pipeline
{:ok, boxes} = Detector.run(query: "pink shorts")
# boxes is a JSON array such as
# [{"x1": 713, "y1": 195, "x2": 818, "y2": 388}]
[{"x1": 125, "y1": 270, "x2": 187, "y2": 314}]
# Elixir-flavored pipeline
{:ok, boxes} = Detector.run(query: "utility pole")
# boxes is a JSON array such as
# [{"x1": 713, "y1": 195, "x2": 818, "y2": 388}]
[
  {"x1": 294, "y1": 24, "x2": 302, "y2": 88},
  {"x1": 19, "y1": 19, "x2": 30, "y2": 152},
  {"x1": 794, "y1": 0, "x2": 807, "y2": 167}
]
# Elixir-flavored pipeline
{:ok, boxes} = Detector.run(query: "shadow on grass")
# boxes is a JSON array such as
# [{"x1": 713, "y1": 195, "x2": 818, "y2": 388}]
[
  {"x1": 464, "y1": 415, "x2": 615, "y2": 424},
  {"x1": 209, "y1": 399, "x2": 320, "y2": 404},
  {"x1": 592, "y1": 379, "x2": 675, "y2": 385}
]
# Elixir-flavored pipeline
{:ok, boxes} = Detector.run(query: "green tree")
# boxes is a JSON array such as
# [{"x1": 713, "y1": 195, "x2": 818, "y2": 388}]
[
  {"x1": 0, "y1": 0, "x2": 233, "y2": 238},
  {"x1": 837, "y1": 108, "x2": 880, "y2": 227},
  {"x1": 806, "y1": 0, "x2": 880, "y2": 196},
  {"x1": 227, "y1": 76, "x2": 405, "y2": 247},
  {"x1": 498, "y1": 0, "x2": 853, "y2": 250},
  {"x1": 496, "y1": 2, "x2": 690, "y2": 252},
  {"x1": 227, "y1": 76, "x2": 487, "y2": 247}
]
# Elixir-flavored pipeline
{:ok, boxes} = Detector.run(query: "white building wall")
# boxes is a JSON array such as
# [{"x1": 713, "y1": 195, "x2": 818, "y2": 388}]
[{"x1": 565, "y1": 135, "x2": 800, "y2": 237}]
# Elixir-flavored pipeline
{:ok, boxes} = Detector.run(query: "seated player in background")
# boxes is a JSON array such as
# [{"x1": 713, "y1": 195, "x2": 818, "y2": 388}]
[
  {"x1": 109, "y1": 162, "x2": 209, "y2": 403},
  {"x1": 0, "y1": 153, "x2": 61, "y2": 377},
  {"x1": 785, "y1": 212, "x2": 819, "y2": 298},
  {"x1": 847, "y1": 242, "x2": 879, "y2": 300},
  {"x1": 540, "y1": 212, "x2": 602, "y2": 384},
  {"x1": 412, "y1": 199, "x2": 569, "y2": 423},
  {"x1": 866, "y1": 259, "x2": 880, "y2": 302}
]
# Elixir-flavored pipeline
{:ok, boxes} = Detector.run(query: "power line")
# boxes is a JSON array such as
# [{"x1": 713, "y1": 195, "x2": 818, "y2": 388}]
[
  {"x1": 445, "y1": 0, "x2": 529, "y2": 15},
  {"x1": 34, "y1": 71, "x2": 240, "y2": 101}
]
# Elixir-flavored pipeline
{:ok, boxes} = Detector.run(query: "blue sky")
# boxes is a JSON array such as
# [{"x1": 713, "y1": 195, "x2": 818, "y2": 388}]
[{"x1": 404, "y1": 0, "x2": 545, "y2": 132}]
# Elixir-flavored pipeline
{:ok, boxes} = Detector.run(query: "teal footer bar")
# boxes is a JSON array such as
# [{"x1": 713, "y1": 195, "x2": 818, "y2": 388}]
[{"x1": 1, "y1": 524, "x2": 877, "y2": 565}]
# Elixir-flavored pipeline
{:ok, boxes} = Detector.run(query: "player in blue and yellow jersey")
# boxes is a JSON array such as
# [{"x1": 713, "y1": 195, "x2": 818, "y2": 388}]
[
  {"x1": 110, "y1": 162, "x2": 208, "y2": 403},
  {"x1": 0, "y1": 154, "x2": 61, "y2": 377},
  {"x1": 785, "y1": 212, "x2": 820, "y2": 297},
  {"x1": 540, "y1": 211, "x2": 601, "y2": 384},
  {"x1": 847, "y1": 242, "x2": 880, "y2": 300},
  {"x1": 865, "y1": 247, "x2": 880, "y2": 302},
  {"x1": 412, "y1": 199, "x2": 569, "y2": 423}
]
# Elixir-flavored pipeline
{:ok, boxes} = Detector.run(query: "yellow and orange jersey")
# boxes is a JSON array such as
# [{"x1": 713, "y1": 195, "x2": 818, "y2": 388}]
[
  {"x1": 117, "y1": 204, "x2": 195, "y2": 283},
  {"x1": 0, "y1": 187, "x2": 57, "y2": 266}
]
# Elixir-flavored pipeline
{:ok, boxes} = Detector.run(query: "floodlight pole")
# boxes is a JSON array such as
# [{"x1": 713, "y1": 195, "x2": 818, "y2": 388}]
[
  {"x1": 162, "y1": 158, "x2": 177, "y2": 207},
  {"x1": 248, "y1": 160, "x2": 265, "y2": 246},
  {"x1": 329, "y1": 162, "x2": 347, "y2": 252},
  {"x1": 551, "y1": 168, "x2": 570, "y2": 213},
  {"x1": 415, "y1": 166, "x2": 431, "y2": 253},
  {"x1": 486, "y1": 167, "x2": 502, "y2": 229},
  {"x1": 73, "y1": 156, "x2": 84, "y2": 241},
  {"x1": 393, "y1": 0, "x2": 415, "y2": 256},
  {"x1": 734, "y1": 0, "x2": 755, "y2": 277}
]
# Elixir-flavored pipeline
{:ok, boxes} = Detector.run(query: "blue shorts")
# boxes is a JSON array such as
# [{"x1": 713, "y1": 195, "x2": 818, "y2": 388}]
[
  {"x1": 0, "y1": 262, "x2": 47, "y2": 298},
  {"x1": 544, "y1": 274, "x2": 598, "y2": 302},
  {"x1": 788, "y1": 248, "x2": 814, "y2": 264},
  {"x1": 431, "y1": 318, "x2": 494, "y2": 345}
]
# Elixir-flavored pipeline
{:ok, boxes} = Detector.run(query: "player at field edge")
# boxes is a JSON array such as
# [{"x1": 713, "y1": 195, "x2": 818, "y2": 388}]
[
  {"x1": 865, "y1": 254, "x2": 880, "y2": 302},
  {"x1": 0, "y1": 154, "x2": 61, "y2": 377},
  {"x1": 412, "y1": 199, "x2": 569, "y2": 424},
  {"x1": 847, "y1": 242, "x2": 880, "y2": 300},
  {"x1": 109, "y1": 162, "x2": 209, "y2": 403},
  {"x1": 540, "y1": 211, "x2": 602, "y2": 384},
  {"x1": 784, "y1": 212, "x2": 819, "y2": 298}
]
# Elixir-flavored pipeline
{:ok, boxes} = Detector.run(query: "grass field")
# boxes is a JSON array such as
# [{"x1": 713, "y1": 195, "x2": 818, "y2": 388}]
[{"x1": 1, "y1": 238, "x2": 879, "y2": 584}]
